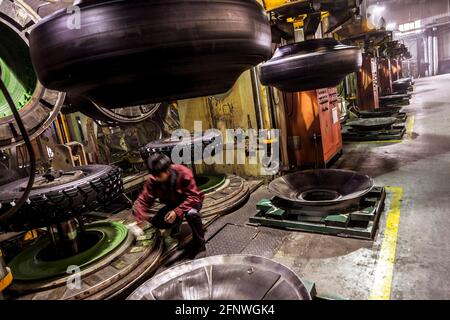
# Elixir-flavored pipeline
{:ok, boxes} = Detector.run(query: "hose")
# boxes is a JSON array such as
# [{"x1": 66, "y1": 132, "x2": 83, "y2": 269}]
[{"x1": 0, "y1": 66, "x2": 36, "y2": 222}]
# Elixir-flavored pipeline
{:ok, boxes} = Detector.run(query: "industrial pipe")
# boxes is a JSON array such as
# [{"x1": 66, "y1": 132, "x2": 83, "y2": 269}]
[{"x1": 250, "y1": 68, "x2": 265, "y2": 130}]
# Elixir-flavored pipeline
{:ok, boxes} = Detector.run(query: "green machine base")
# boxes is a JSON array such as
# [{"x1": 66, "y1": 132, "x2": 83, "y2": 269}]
[{"x1": 249, "y1": 187, "x2": 386, "y2": 240}]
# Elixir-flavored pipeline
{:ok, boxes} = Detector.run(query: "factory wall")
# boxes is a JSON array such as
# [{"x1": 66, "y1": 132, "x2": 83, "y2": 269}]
[
  {"x1": 177, "y1": 70, "x2": 273, "y2": 178},
  {"x1": 379, "y1": 0, "x2": 449, "y2": 26},
  {"x1": 438, "y1": 25, "x2": 450, "y2": 74}
]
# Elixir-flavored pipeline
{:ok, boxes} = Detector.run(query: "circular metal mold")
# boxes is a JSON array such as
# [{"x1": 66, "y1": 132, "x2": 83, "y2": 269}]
[
  {"x1": 29, "y1": 0, "x2": 272, "y2": 108},
  {"x1": 260, "y1": 39, "x2": 362, "y2": 92},
  {"x1": 0, "y1": 21, "x2": 36, "y2": 118},
  {"x1": 64, "y1": 95, "x2": 162, "y2": 125},
  {"x1": 0, "y1": 0, "x2": 64, "y2": 149},
  {"x1": 127, "y1": 254, "x2": 311, "y2": 300},
  {"x1": 299, "y1": 189, "x2": 341, "y2": 202},
  {"x1": 358, "y1": 107, "x2": 402, "y2": 118},
  {"x1": 8, "y1": 221, "x2": 128, "y2": 281},
  {"x1": 195, "y1": 174, "x2": 226, "y2": 194},
  {"x1": 268, "y1": 169, "x2": 374, "y2": 207},
  {"x1": 8, "y1": 219, "x2": 164, "y2": 300},
  {"x1": 347, "y1": 117, "x2": 397, "y2": 131}
]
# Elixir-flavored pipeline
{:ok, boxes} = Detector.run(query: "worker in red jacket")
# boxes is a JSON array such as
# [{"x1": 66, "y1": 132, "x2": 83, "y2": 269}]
[{"x1": 133, "y1": 153, "x2": 206, "y2": 256}]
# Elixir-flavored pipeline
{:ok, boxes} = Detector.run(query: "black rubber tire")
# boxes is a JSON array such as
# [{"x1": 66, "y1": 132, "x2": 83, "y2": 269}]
[
  {"x1": 29, "y1": 0, "x2": 272, "y2": 108},
  {"x1": 0, "y1": 165, "x2": 123, "y2": 232},
  {"x1": 141, "y1": 131, "x2": 222, "y2": 160},
  {"x1": 260, "y1": 39, "x2": 362, "y2": 92}
]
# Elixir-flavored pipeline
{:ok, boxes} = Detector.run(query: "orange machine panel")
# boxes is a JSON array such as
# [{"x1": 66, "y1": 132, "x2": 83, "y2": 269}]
[
  {"x1": 378, "y1": 58, "x2": 392, "y2": 95},
  {"x1": 357, "y1": 55, "x2": 380, "y2": 110},
  {"x1": 284, "y1": 88, "x2": 343, "y2": 169},
  {"x1": 391, "y1": 59, "x2": 400, "y2": 81}
]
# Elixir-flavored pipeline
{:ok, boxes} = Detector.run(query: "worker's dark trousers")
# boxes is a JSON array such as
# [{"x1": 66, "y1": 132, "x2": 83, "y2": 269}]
[{"x1": 150, "y1": 205, "x2": 205, "y2": 248}]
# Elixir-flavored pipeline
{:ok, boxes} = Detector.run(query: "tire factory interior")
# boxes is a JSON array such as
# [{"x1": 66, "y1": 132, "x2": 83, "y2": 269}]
[{"x1": 0, "y1": 0, "x2": 449, "y2": 302}]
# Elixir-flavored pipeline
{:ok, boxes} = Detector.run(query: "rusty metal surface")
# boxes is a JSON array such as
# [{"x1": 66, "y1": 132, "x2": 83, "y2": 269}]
[{"x1": 127, "y1": 254, "x2": 312, "y2": 300}]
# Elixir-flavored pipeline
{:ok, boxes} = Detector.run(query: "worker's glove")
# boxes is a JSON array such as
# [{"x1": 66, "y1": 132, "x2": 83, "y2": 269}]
[{"x1": 126, "y1": 221, "x2": 144, "y2": 237}]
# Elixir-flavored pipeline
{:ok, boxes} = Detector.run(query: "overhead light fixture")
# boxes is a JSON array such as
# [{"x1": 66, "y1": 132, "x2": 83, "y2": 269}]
[{"x1": 386, "y1": 22, "x2": 397, "y2": 30}]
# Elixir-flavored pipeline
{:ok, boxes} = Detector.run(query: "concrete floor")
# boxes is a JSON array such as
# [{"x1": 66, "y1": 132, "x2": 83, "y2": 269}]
[
  {"x1": 335, "y1": 74, "x2": 450, "y2": 299},
  {"x1": 202, "y1": 74, "x2": 450, "y2": 300}
]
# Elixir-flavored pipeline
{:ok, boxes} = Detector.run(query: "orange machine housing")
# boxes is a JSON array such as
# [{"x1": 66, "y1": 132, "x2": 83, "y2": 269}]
[
  {"x1": 357, "y1": 55, "x2": 379, "y2": 110},
  {"x1": 284, "y1": 87, "x2": 343, "y2": 169},
  {"x1": 391, "y1": 58, "x2": 401, "y2": 81},
  {"x1": 378, "y1": 58, "x2": 392, "y2": 96}
]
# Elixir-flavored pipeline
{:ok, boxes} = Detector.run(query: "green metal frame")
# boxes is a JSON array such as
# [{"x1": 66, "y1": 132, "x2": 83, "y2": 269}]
[{"x1": 249, "y1": 187, "x2": 386, "y2": 240}]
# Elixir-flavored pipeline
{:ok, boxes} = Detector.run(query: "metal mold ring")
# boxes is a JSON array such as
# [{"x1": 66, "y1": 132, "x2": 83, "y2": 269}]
[
  {"x1": 0, "y1": 0, "x2": 64, "y2": 149},
  {"x1": 268, "y1": 169, "x2": 374, "y2": 207},
  {"x1": 127, "y1": 254, "x2": 311, "y2": 300}
]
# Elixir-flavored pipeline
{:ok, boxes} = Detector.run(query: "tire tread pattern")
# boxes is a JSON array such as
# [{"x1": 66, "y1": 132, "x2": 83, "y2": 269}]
[{"x1": 0, "y1": 166, "x2": 123, "y2": 231}]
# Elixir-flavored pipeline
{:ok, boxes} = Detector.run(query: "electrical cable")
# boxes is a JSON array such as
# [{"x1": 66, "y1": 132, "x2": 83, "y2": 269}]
[{"x1": 0, "y1": 66, "x2": 36, "y2": 222}]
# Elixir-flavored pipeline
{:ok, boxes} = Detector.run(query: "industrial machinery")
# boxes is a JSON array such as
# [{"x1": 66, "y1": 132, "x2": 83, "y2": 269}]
[
  {"x1": 282, "y1": 88, "x2": 343, "y2": 169},
  {"x1": 337, "y1": 29, "x2": 412, "y2": 141},
  {"x1": 128, "y1": 254, "x2": 312, "y2": 300},
  {"x1": 250, "y1": 169, "x2": 385, "y2": 239},
  {"x1": 0, "y1": 0, "x2": 64, "y2": 149},
  {"x1": 260, "y1": 39, "x2": 362, "y2": 92},
  {"x1": 0, "y1": 0, "x2": 401, "y2": 301},
  {"x1": 0, "y1": 164, "x2": 165, "y2": 300},
  {"x1": 258, "y1": 0, "x2": 363, "y2": 171},
  {"x1": 63, "y1": 95, "x2": 163, "y2": 126},
  {"x1": 378, "y1": 57, "x2": 393, "y2": 96},
  {"x1": 141, "y1": 132, "x2": 251, "y2": 219},
  {"x1": 28, "y1": 0, "x2": 273, "y2": 108}
]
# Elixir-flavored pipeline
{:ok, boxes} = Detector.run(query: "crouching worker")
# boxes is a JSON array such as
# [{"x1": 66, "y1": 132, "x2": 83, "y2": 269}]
[{"x1": 132, "y1": 153, "x2": 206, "y2": 258}]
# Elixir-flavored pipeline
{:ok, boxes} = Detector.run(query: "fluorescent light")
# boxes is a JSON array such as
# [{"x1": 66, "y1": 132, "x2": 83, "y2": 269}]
[{"x1": 386, "y1": 22, "x2": 397, "y2": 30}]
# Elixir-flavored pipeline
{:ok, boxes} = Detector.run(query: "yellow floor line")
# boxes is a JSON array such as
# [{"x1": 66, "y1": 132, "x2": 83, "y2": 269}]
[
  {"x1": 406, "y1": 115, "x2": 415, "y2": 136},
  {"x1": 369, "y1": 186, "x2": 403, "y2": 300}
]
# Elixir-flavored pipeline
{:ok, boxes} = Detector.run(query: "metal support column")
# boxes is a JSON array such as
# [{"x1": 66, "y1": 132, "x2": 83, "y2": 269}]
[
  {"x1": 428, "y1": 33, "x2": 434, "y2": 76},
  {"x1": 433, "y1": 28, "x2": 439, "y2": 76}
]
